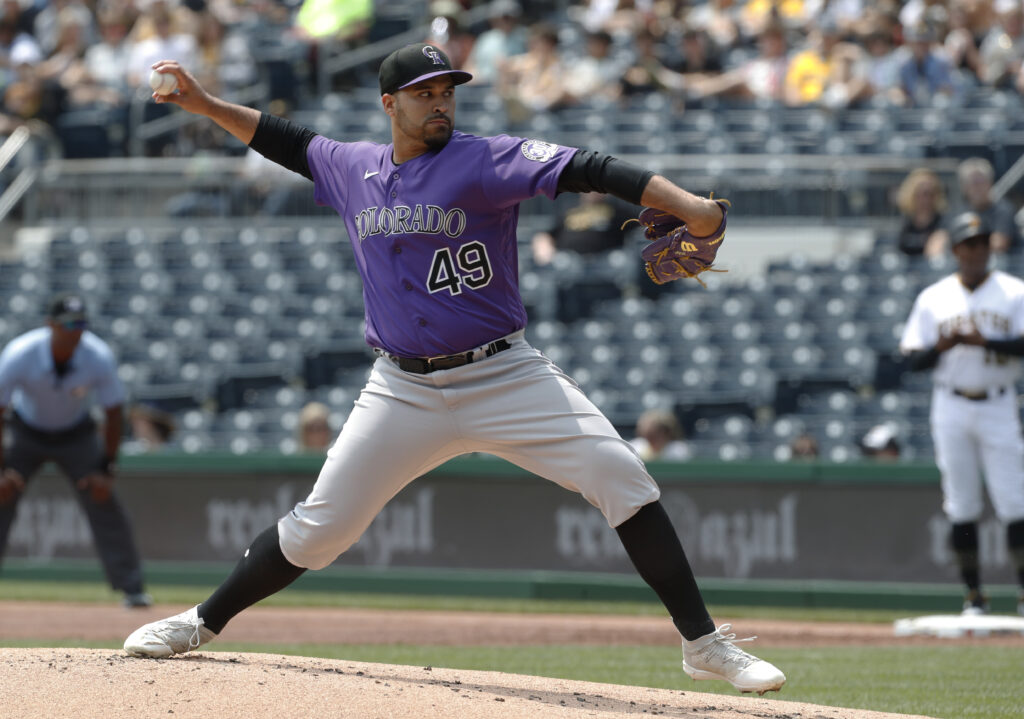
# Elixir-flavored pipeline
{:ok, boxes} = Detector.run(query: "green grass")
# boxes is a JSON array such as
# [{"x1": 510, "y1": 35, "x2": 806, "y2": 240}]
[
  {"x1": 0, "y1": 579, "x2": 909, "y2": 623},
  {"x1": 4, "y1": 639, "x2": 1020, "y2": 719}
]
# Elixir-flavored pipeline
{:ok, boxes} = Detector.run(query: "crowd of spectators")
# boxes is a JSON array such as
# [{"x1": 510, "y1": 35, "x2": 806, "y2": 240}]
[
  {"x1": 4, "y1": 1, "x2": 1024, "y2": 159},
  {"x1": 888, "y1": 155, "x2": 1023, "y2": 256},
  {"x1": 0, "y1": 0, "x2": 283, "y2": 154},
  {"x1": 476, "y1": 0, "x2": 1024, "y2": 119}
]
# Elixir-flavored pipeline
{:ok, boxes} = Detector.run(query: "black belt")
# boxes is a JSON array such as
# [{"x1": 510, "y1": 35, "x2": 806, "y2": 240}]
[
  {"x1": 381, "y1": 339, "x2": 511, "y2": 374},
  {"x1": 952, "y1": 387, "x2": 1007, "y2": 401},
  {"x1": 10, "y1": 412, "x2": 95, "y2": 442}
]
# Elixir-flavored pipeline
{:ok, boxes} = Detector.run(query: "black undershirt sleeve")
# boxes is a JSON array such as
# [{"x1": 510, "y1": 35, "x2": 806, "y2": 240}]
[
  {"x1": 984, "y1": 337, "x2": 1024, "y2": 356},
  {"x1": 556, "y1": 149, "x2": 655, "y2": 205},
  {"x1": 905, "y1": 347, "x2": 941, "y2": 371},
  {"x1": 247, "y1": 112, "x2": 317, "y2": 181}
]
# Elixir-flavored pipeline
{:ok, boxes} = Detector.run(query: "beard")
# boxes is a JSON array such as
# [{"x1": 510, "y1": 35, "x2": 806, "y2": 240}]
[{"x1": 423, "y1": 122, "x2": 453, "y2": 150}]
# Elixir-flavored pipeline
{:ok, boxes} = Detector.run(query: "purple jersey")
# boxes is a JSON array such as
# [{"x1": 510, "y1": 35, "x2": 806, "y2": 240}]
[{"x1": 306, "y1": 131, "x2": 576, "y2": 356}]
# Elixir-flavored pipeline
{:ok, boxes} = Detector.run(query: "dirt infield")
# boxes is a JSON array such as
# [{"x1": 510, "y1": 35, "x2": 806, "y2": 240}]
[
  {"x1": 4, "y1": 602, "x2": 1020, "y2": 718},
  {"x1": 3, "y1": 647, "x2": 940, "y2": 719}
]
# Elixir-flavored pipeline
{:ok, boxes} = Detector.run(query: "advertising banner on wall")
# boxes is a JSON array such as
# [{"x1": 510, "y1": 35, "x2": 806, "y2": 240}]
[{"x1": 4, "y1": 458, "x2": 1013, "y2": 584}]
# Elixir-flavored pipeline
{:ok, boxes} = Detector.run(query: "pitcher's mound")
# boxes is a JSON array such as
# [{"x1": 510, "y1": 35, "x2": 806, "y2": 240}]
[{"x1": 2, "y1": 647, "x2": 935, "y2": 719}]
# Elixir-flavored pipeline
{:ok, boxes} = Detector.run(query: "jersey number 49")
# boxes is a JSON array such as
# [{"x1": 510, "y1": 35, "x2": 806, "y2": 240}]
[{"x1": 427, "y1": 241, "x2": 494, "y2": 296}]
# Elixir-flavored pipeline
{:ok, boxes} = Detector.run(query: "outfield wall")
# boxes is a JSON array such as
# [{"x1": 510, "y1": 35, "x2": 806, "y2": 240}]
[{"x1": 4, "y1": 455, "x2": 1016, "y2": 588}]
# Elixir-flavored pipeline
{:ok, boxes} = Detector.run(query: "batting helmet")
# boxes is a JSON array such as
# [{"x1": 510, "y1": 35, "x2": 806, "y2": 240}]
[{"x1": 948, "y1": 211, "x2": 990, "y2": 246}]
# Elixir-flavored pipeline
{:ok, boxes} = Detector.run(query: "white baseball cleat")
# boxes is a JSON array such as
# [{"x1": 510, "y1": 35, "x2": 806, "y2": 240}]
[
  {"x1": 124, "y1": 605, "x2": 217, "y2": 658},
  {"x1": 682, "y1": 624, "x2": 786, "y2": 695}
]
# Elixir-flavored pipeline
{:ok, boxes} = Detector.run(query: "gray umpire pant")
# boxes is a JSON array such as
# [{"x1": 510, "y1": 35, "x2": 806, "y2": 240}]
[{"x1": 0, "y1": 415, "x2": 145, "y2": 594}]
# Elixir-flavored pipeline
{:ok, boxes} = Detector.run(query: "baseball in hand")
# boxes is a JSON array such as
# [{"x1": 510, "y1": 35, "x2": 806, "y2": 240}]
[{"x1": 148, "y1": 69, "x2": 178, "y2": 95}]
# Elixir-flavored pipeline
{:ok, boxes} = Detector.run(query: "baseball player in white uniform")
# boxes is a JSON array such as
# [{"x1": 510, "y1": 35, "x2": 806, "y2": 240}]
[
  {"x1": 900, "y1": 211, "x2": 1024, "y2": 616},
  {"x1": 120, "y1": 46, "x2": 786, "y2": 694}
]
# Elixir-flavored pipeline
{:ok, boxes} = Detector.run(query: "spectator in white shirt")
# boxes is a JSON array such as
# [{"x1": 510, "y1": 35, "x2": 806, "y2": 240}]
[{"x1": 630, "y1": 409, "x2": 692, "y2": 462}]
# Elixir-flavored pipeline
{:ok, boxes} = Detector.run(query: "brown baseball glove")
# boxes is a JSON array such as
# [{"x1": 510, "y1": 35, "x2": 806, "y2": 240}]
[{"x1": 629, "y1": 198, "x2": 730, "y2": 286}]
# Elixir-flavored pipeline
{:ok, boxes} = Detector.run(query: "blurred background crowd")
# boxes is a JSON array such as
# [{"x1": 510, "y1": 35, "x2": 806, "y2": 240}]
[
  {"x1": 4, "y1": 0, "x2": 1024, "y2": 156},
  {"x1": 4, "y1": 0, "x2": 1024, "y2": 463}
]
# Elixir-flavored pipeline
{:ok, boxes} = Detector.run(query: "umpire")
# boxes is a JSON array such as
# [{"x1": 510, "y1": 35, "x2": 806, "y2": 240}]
[{"x1": 0, "y1": 295, "x2": 150, "y2": 607}]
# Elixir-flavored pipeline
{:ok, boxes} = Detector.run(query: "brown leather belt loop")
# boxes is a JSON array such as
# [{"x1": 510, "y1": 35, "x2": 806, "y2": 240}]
[{"x1": 381, "y1": 338, "x2": 512, "y2": 374}]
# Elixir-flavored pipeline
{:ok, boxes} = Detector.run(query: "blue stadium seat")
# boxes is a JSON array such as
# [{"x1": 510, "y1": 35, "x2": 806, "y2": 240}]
[
  {"x1": 215, "y1": 361, "x2": 293, "y2": 410},
  {"x1": 130, "y1": 381, "x2": 205, "y2": 412},
  {"x1": 796, "y1": 388, "x2": 859, "y2": 417},
  {"x1": 768, "y1": 414, "x2": 807, "y2": 443},
  {"x1": 767, "y1": 342, "x2": 824, "y2": 380},
  {"x1": 55, "y1": 109, "x2": 119, "y2": 158}
]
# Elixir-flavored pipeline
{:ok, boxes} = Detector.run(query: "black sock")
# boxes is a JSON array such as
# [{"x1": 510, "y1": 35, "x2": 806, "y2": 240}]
[
  {"x1": 615, "y1": 501, "x2": 715, "y2": 641},
  {"x1": 198, "y1": 524, "x2": 306, "y2": 634},
  {"x1": 950, "y1": 521, "x2": 981, "y2": 593},
  {"x1": 1007, "y1": 519, "x2": 1024, "y2": 590}
]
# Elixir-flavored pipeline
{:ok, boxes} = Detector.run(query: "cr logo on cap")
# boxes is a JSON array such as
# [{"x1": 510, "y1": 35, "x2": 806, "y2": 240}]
[{"x1": 423, "y1": 45, "x2": 444, "y2": 65}]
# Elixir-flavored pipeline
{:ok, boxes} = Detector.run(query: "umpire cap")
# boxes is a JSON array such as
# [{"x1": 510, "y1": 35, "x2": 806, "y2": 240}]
[
  {"x1": 379, "y1": 43, "x2": 472, "y2": 95},
  {"x1": 948, "y1": 211, "x2": 990, "y2": 246},
  {"x1": 47, "y1": 294, "x2": 88, "y2": 324}
]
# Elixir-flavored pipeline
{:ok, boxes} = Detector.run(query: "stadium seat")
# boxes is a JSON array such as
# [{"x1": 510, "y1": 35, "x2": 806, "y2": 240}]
[
  {"x1": 55, "y1": 110, "x2": 117, "y2": 159},
  {"x1": 303, "y1": 340, "x2": 374, "y2": 389},
  {"x1": 214, "y1": 361, "x2": 293, "y2": 411}
]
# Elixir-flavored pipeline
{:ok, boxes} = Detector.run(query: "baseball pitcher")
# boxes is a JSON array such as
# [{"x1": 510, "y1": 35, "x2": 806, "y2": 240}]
[{"x1": 123, "y1": 45, "x2": 784, "y2": 694}]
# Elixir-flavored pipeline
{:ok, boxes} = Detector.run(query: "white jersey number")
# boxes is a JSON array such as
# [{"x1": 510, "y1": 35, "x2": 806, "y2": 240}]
[{"x1": 427, "y1": 241, "x2": 493, "y2": 296}]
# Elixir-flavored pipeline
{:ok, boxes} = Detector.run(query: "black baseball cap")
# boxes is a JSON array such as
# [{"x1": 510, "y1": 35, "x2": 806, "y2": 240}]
[
  {"x1": 949, "y1": 211, "x2": 990, "y2": 246},
  {"x1": 48, "y1": 294, "x2": 88, "y2": 324},
  {"x1": 378, "y1": 43, "x2": 472, "y2": 96}
]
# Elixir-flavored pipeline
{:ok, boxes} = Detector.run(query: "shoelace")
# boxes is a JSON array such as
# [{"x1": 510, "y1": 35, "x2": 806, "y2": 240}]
[
  {"x1": 187, "y1": 619, "x2": 203, "y2": 651},
  {"x1": 156, "y1": 613, "x2": 204, "y2": 651},
  {"x1": 716, "y1": 623, "x2": 757, "y2": 644},
  {"x1": 704, "y1": 624, "x2": 758, "y2": 669}
]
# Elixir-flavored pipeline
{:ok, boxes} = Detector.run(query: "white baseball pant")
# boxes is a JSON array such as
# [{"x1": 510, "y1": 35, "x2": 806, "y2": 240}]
[
  {"x1": 278, "y1": 333, "x2": 661, "y2": 570},
  {"x1": 931, "y1": 387, "x2": 1024, "y2": 524}
]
